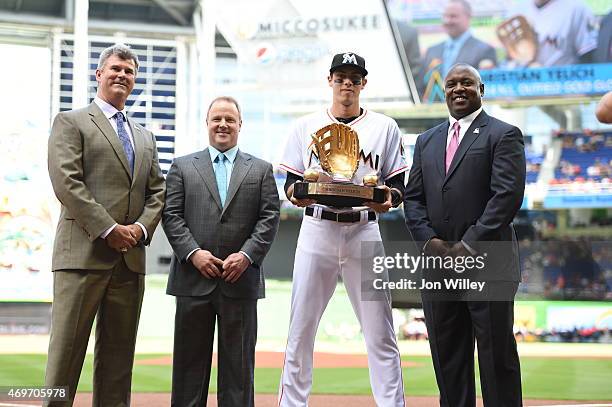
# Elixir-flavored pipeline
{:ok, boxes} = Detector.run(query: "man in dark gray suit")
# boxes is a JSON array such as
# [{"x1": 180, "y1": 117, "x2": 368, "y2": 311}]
[
  {"x1": 404, "y1": 64, "x2": 525, "y2": 406},
  {"x1": 422, "y1": 0, "x2": 497, "y2": 98},
  {"x1": 162, "y1": 96, "x2": 280, "y2": 406}
]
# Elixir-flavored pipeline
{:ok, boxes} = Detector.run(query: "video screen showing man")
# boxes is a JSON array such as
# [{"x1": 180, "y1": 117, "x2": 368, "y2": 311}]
[
  {"x1": 423, "y1": 0, "x2": 497, "y2": 77},
  {"x1": 421, "y1": 0, "x2": 497, "y2": 102}
]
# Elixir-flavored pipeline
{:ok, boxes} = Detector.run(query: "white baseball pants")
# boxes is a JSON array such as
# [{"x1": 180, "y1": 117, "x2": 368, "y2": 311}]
[{"x1": 278, "y1": 213, "x2": 405, "y2": 407}]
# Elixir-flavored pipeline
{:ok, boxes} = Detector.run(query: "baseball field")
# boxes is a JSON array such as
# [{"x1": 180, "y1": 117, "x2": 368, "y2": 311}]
[{"x1": 1, "y1": 277, "x2": 611, "y2": 406}]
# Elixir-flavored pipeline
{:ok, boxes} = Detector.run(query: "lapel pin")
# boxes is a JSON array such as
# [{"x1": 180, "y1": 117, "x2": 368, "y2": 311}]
[{"x1": 473, "y1": 128, "x2": 479, "y2": 133}]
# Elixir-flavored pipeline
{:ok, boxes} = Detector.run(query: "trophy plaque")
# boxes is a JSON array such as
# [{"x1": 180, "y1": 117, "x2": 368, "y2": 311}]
[{"x1": 293, "y1": 123, "x2": 386, "y2": 207}]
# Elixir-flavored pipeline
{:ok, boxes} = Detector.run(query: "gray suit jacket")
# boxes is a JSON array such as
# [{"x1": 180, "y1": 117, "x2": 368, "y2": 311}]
[
  {"x1": 163, "y1": 148, "x2": 280, "y2": 299},
  {"x1": 423, "y1": 34, "x2": 497, "y2": 74},
  {"x1": 48, "y1": 102, "x2": 166, "y2": 273}
]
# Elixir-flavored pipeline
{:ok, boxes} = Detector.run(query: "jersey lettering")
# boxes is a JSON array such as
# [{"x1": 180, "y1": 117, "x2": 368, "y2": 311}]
[{"x1": 360, "y1": 150, "x2": 380, "y2": 171}]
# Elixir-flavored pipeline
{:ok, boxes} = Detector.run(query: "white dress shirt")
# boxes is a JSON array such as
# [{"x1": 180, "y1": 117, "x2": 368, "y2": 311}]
[
  {"x1": 447, "y1": 106, "x2": 483, "y2": 148},
  {"x1": 94, "y1": 96, "x2": 135, "y2": 148}
]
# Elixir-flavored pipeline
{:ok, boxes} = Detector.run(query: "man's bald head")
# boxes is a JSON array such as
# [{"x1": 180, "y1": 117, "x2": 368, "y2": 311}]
[
  {"x1": 444, "y1": 63, "x2": 485, "y2": 119},
  {"x1": 445, "y1": 63, "x2": 482, "y2": 85}
]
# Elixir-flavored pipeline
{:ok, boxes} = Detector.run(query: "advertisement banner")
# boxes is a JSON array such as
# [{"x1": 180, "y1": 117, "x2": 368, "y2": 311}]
[
  {"x1": 213, "y1": 0, "x2": 414, "y2": 104},
  {"x1": 547, "y1": 305, "x2": 612, "y2": 330},
  {"x1": 544, "y1": 193, "x2": 612, "y2": 208}
]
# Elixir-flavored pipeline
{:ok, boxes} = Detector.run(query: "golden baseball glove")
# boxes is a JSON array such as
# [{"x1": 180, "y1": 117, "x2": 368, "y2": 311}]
[
  {"x1": 310, "y1": 123, "x2": 360, "y2": 181},
  {"x1": 497, "y1": 15, "x2": 538, "y2": 66}
]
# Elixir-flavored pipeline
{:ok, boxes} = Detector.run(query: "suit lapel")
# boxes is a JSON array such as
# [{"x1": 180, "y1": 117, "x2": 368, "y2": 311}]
[
  {"x1": 127, "y1": 118, "x2": 144, "y2": 185},
  {"x1": 88, "y1": 103, "x2": 132, "y2": 178},
  {"x1": 192, "y1": 148, "x2": 223, "y2": 210},
  {"x1": 455, "y1": 35, "x2": 473, "y2": 64},
  {"x1": 223, "y1": 150, "x2": 252, "y2": 214},
  {"x1": 434, "y1": 121, "x2": 449, "y2": 179},
  {"x1": 444, "y1": 111, "x2": 489, "y2": 184}
]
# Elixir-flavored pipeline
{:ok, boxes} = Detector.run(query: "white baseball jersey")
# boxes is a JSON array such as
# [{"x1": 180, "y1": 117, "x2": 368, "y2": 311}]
[
  {"x1": 279, "y1": 108, "x2": 408, "y2": 210},
  {"x1": 516, "y1": 0, "x2": 597, "y2": 66}
]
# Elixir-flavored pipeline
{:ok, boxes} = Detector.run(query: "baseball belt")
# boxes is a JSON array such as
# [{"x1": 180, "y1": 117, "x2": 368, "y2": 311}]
[{"x1": 305, "y1": 207, "x2": 376, "y2": 223}]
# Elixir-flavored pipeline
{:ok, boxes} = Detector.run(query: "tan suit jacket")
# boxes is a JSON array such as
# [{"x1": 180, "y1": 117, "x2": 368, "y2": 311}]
[{"x1": 48, "y1": 102, "x2": 165, "y2": 273}]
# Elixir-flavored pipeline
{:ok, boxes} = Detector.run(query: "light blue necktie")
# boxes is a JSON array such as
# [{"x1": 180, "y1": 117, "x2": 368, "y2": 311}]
[
  {"x1": 442, "y1": 41, "x2": 456, "y2": 78},
  {"x1": 114, "y1": 112, "x2": 135, "y2": 175},
  {"x1": 215, "y1": 153, "x2": 228, "y2": 206}
]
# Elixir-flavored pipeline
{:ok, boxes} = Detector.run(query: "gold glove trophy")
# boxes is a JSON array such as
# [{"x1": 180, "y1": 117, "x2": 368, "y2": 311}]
[
  {"x1": 293, "y1": 123, "x2": 386, "y2": 207},
  {"x1": 496, "y1": 15, "x2": 538, "y2": 66}
]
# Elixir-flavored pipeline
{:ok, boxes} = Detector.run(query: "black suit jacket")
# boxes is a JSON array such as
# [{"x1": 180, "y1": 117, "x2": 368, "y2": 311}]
[
  {"x1": 163, "y1": 148, "x2": 280, "y2": 299},
  {"x1": 404, "y1": 110, "x2": 525, "y2": 281}
]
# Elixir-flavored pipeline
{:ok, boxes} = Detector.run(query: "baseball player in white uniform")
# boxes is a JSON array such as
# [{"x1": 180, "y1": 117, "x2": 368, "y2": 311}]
[
  {"x1": 512, "y1": 0, "x2": 597, "y2": 66},
  {"x1": 278, "y1": 52, "x2": 408, "y2": 407}
]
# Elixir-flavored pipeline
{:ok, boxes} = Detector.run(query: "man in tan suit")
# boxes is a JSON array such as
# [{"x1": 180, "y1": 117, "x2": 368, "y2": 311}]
[{"x1": 45, "y1": 43, "x2": 165, "y2": 406}]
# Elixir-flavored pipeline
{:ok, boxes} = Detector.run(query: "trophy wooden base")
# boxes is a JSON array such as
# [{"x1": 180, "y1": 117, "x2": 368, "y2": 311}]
[{"x1": 293, "y1": 181, "x2": 385, "y2": 207}]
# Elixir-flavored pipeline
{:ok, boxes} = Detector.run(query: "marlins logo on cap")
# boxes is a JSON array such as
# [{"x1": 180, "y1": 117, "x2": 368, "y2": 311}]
[{"x1": 329, "y1": 52, "x2": 368, "y2": 76}]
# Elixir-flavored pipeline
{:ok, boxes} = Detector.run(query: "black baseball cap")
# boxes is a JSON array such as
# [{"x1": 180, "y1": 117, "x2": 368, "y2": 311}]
[{"x1": 329, "y1": 52, "x2": 368, "y2": 76}]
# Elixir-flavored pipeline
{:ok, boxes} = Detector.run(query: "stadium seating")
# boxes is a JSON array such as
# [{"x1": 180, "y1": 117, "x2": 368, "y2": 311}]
[{"x1": 553, "y1": 131, "x2": 612, "y2": 183}]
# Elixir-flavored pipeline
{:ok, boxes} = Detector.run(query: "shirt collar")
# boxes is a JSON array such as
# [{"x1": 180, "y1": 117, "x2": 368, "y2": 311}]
[
  {"x1": 447, "y1": 29, "x2": 471, "y2": 48},
  {"x1": 449, "y1": 106, "x2": 483, "y2": 130},
  {"x1": 94, "y1": 96, "x2": 127, "y2": 121},
  {"x1": 209, "y1": 145, "x2": 239, "y2": 164}
]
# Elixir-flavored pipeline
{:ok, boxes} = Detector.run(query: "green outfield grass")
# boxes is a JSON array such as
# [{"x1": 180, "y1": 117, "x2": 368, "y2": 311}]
[{"x1": 1, "y1": 354, "x2": 611, "y2": 400}]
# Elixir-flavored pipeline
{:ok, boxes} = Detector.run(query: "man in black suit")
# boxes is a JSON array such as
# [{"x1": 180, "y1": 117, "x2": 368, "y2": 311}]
[
  {"x1": 162, "y1": 96, "x2": 280, "y2": 406},
  {"x1": 404, "y1": 63, "x2": 525, "y2": 406}
]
